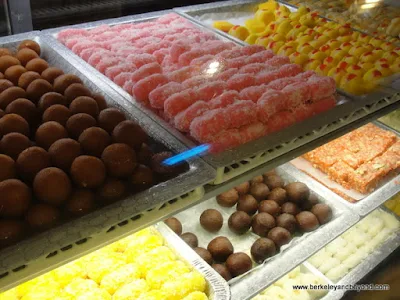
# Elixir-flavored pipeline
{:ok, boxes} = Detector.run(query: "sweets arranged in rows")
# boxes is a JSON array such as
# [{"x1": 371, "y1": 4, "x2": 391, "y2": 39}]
[
  {"x1": 57, "y1": 13, "x2": 336, "y2": 152},
  {"x1": 214, "y1": 1, "x2": 400, "y2": 95},
  {"x1": 164, "y1": 170, "x2": 333, "y2": 281},
  {"x1": 0, "y1": 228, "x2": 209, "y2": 300},
  {"x1": 0, "y1": 40, "x2": 187, "y2": 249}
]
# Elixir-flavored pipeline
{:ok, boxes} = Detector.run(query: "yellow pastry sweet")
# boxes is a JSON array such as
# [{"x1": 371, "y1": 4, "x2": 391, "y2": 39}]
[
  {"x1": 213, "y1": 21, "x2": 234, "y2": 33},
  {"x1": 228, "y1": 25, "x2": 250, "y2": 41},
  {"x1": 255, "y1": 9, "x2": 275, "y2": 25}
]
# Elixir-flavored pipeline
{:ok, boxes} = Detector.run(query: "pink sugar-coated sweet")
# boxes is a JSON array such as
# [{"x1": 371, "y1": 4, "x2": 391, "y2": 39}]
[
  {"x1": 174, "y1": 101, "x2": 210, "y2": 132},
  {"x1": 167, "y1": 66, "x2": 193, "y2": 83},
  {"x1": 217, "y1": 49, "x2": 242, "y2": 60},
  {"x1": 182, "y1": 76, "x2": 209, "y2": 89},
  {"x1": 88, "y1": 24, "x2": 111, "y2": 36},
  {"x1": 226, "y1": 57, "x2": 247, "y2": 69},
  {"x1": 178, "y1": 49, "x2": 206, "y2": 67},
  {"x1": 111, "y1": 23, "x2": 135, "y2": 32},
  {"x1": 116, "y1": 47, "x2": 143, "y2": 56},
  {"x1": 307, "y1": 76, "x2": 336, "y2": 102},
  {"x1": 133, "y1": 37, "x2": 162, "y2": 48},
  {"x1": 277, "y1": 64, "x2": 303, "y2": 77},
  {"x1": 143, "y1": 40, "x2": 172, "y2": 54},
  {"x1": 153, "y1": 48, "x2": 170, "y2": 64},
  {"x1": 216, "y1": 68, "x2": 237, "y2": 81},
  {"x1": 227, "y1": 74, "x2": 256, "y2": 91},
  {"x1": 152, "y1": 29, "x2": 172, "y2": 39},
  {"x1": 132, "y1": 22, "x2": 157, "y2": 29},
  {"x1": 58, "y1": 29, "x2": 88, "y2": 43},
  {"x1": 240, "y1": 122, "x2": 268, "y2": 143},
  {"x1": 224, "y1": 100, "x2": 258, "y2": 128},
  {"x1": 293, "y1": 95, "x2": 336, "y2": 122},
  {"x1": 209, "y1": 128, "x2": 243, "y2": 153},
  {"x1": 239, "y1": 63, "x2": 268, "y2": 75},
  {"x1": 190, "y1": 55, "x2": 215, "y2": 68},
  {"x1": 71, "y1": 41, "x2": 100, "y2": 55},
  {"x1": 267, "y1": 77, "x2": 298, "y2": 90},
  {"x1": 127, "y1": 53, "x2": 157, "y2": 68},
  {"x1": 190, "y1": 109, "x2": 231, "y2": 142},
  {"x1": 158, "y1": 13, "x2": 181, "y2": 24},
  {"x1": 105, "y1": 64, "x2": 136, "y2": 80},
  {"x1": 170, "y1": 41, "x2": 192, "y2": 63},
  {"x1": 267, "y1": 110, "x2": 296, "y2": 133},
  {"x1": 65, "y1": 38, "x2": 81, "y2": 49},
  {"x1": 123, "y1": 81, "x2": 134, "y2": 94},
  {"x1": 295, "y1": 70, "x2": 317, "y2": 81},
  {"x1": 240, "y1": 85, "x2": 268, "y2": 103},
  {"x1": 163, "y1": 64, "x2": 180, "y2": 73},
  {"x1": 245, "y1": 50, "x2": 275, "y2": 64},
  {"x1": 132, "y1": 73, "x2": 169, "y2": 103},
  {"x1": 208, "y1": 91, "x2": 239, "y2": 109},
  {"x1": 88, "y1": 52, "x2": 112, "y2": 66},
  {"x1": 255, "y1": 70, "x2": 281, "y2": 85},
  {"x1": 93, "y1": 32, "x2": 116, "y2": 42},
  {"x1": 164, "y1": 89, "x2": 199, "y2": 118},
  {"x1": 161, "y1": 56, "x2": 176, "y2": 69},
  {"x1": 197, "y1": 81, "x2": 226, "y2": 101},
  {"x1": 202, "y1": 41, "x2": 234, "y2": 56},
  {"x1": 114, "y1": 72, "x2": 134, "y2": 86},
  {"x1": 267, "y1": 55, "x2": 291, "y2": 68},
  {"x1": 257, "y1": 90, "x2": 287, "y2": 123},
  {"x1": 96, "y1": 57, "x2": 123, "y2": 74},
  {"x1": 149, "y1": 82, "x2": 184, "y2": 109},
  {"x1": 130, "y1": 62, "x2": 162, "y2": 83},
  {"x1": 80, "y1": 48, "x2": 108, "y2": 61},
  {"x1": 282, "y1": 82, "x2": 311, "y2": 107},
  {"x1": 240, "y1": 45, "x2": 265, "y2": 55}
]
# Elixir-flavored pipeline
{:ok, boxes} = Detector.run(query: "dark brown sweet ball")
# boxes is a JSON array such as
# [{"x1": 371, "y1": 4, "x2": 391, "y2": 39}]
[
  {"x1": 252, "y1": 212, "x2": 276, "y2": 237},
  {"x1": 54, "y1": 74, "x2": 83, "y2": 94},
  {"x1": 268, "y1": 187, "x2": 288, "y2": 205},
  {"x1": 237, "y1": 194, "x2": 258, "y2": 215},
  {"x1": 264, "y1": 174, "x2": 284, "y2": 190},
  {"x1": 250, "y1": 183, "x2": 270, "y2": 201},
  {"x1": 0, "y1": 86, "x2": 27, "y2": 109},
  {"x1": 251, "y1": 175, "x2": 264, "y2": 185},
  {"x1": 26, "y1": 204, "x2": 60, "y2": 231},
  {"x1": 267, "y1": 227, "x2": 292, "y2": 248},
  {"x1": 217, "y1": 188, "x2": 239, "y2": 207},
  {"x1": 4, "y1": 65, "x2": 27, "y2": 85},
  {"x1": 0, "y1": 109, "x2": 3, "y2": 118},
  {"x1": 0, "y1": 48, "x2": 12, "y2": 57},
  {"x1": 296, "y1": 211, "x2": 320, "y2": 232},
  {"x1": 48, "y1": 138, "x2": 81, "y2": 171},
  {"x1": 194, "y1": 247, "x2": 213, "y2": 265},
  {"x1": 0, "y1": 72, "x2": 3, "y2": 79},
  {"x1": 70, "y1": 155, "x2": 106, "y2": 188},
  {"x1": 301, "y1": 193, "x2": 320, "y2": 211},
  {"x1": 0, "y1": 55, "x2": 21, "y2": 73},
  {"x1": 18, "y1": 71, "x2": 41, "y2": 90},
  {"x1": 276, "y1": 213, "x2": 297, "y2": 233},
  {"x1": 164, "y1": 217, "x2": 182, "y2": 235},
  {"x1": 38, "y1": 92, "x2": 67, "y2": 112},
  {"x1": 66, "y1": 113, "x2": 96, "y2": 139},
  {"x1": 0, "y1": 154, "x2": 16, "y2": 181},
  {"x1": 78, "y1": 127, "x2": 110, "y2": 157},
  {"x1": 69, "y1": 96, "x2": 99, "y2": 118},
  {"x1": 0, "y1": 79, "x2": 14, "y2": 93},
  {"x1": 5, "y1": 98, "x2": 38, "y2": 124},
  {"x1": 92, "y1": 93, "x2": 108, "y2": 111},
  {"x1": 129, "y1": 164, "x2": 154, "y2": 192},
  {"x1": 285, "y1": 182, "x2": 310, "y2": 204},
  {"x1": 207, "y1": 236, "x2": 234, "y2": 262},
  {"x1": 212, "y1": 264, "x2": 232, "y2": 281},
  {"x1": 0, "y1": 179, "x2": 31, "y2": 217},
  {"x1": 150, "y1": 151, "x2": 186, "y2": 178},
  {"x1": 0, "y1": 133, "x2": 31, "y2": 159},
  {"x1": 42, "y1": 104, "x2": 71, "y2": 126},
  {"x1": 41, "y1": 67, "x2": 64, "y2": 84},
  {"x1": 18, "y1": 39, "x2": 41, "y2": 55},
  {"x1": 16, "y1": 48, "x2": 39, "y2": 66},
  {"x1": 97, "y1": 178, "x2": 126, "y2": 203},
  {"x1": 281, "y1": 202, "x2": 300, "y2": 215},
  {"x1": 263, "y1": 170, "x2": 277, "y2": 178},
  {"x1": 200, "y1": 209, "x2": 223, "y2": 232},
  {"x1": 181, "y1": 232, "x2": 198, "y2": 248},
  {"x1": 0, "y1": 113, "x2": 29, "y2": 136},
  {"x1": 64, "y1": 83, "x2": 92, "y2": 104},
  {"x1": 228, "y1": 211, "x2": 252, "y2": 235},
  {"x1": 259, "y1": 200, "x2": 281, "y2": 216},
  {"x1": 66, "y1": 189, "x2": 95, "y2": 216},
  {"x1": 137, "y1": 143, "x2": 153, "y2": 165},
  {"x1": 26, "y1": 79, "x2": 54, "y2": 102},
  {"x1": 112, "y1": 120, "x2": 147, "y2": 150},
  {"x1": 101, "y1": 143, "x2": 136, "y2": 178},
  {"x1": 98, "y1": 108, "x2": 126, "y2": 133},
  {"x1": 25, "y1": 58, "x2": 49, "y2": 74},
  {"x1": 226, "y1": 252, "x2": 252, "y2": 277},
  {"x1": 33, "y1": 167, "x2": 72, "y2": 206},
  {"x1": 311, "y1": 203, "x2": 332, "y2": 225},
  {"x1": 251, "y1": 238, "x2": 277, "y2": 264},
  {"x1": 35, "y1": 121, "x2": 68, "y2": 150},
  {"x1": 16, "y1": 146, "x2": 51, "y2": 182},
  {"x1": 0, "y1": 220, "x2": 24, "y2": 247},
  {"x1": 234, "y1": 181, "x2": 250, "y2": 195}
]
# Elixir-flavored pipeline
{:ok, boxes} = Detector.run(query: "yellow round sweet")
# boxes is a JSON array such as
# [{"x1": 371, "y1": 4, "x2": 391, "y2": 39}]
[
  {"x1": 375, "y1": 63, "x2": 393, "y2": 77},
  {"x1": 297, "y1": 43, "x2": 314, "y2": 55},
  {"x1": 0, "y1": 288, "x2": 18, "y2": 300},
  {"x1": 289, "y1": 52, "x2": 309, "y2": 66},
  {"x1": 369, "y1": 37, "x2": 384, "y2": 48},
  {"x1": 308, "y1": 40, "x2": 323, "y2": 50},
  {"x1": 340, "y1": 73, "x2": 365, "y2": 95},
  {"x1": 53, "y1": 261, "x2": 86, "y2": 288},
  {"x1": 255, "y1": 9, "x2": 275, "y2": 25},
  {"x1": 245, "y1": 34, "x2": 259, "y2": 45},
  {"x1": 276, "y1": 20, "x2": 293, "y2": 35},
  {"x1": 391, "y1": 61, "x2": 400, "y2": 73},
  {"x1": 327, "y1": 67, "x2": 346, "y2": 84},
  {"x1": 255, "y1": 35, "x2": 272, "y2": 47},
  {"x1": 125, "y1": 234, "x2": 164, "y2": 260},
  {"x1": 340, "y1": 42, "x2": 353, "y2": 53},
  {"x1": 245, "y1": 19, "x2": 265, "y2": 34},
  {"x1": 101, "y1": 263, "x2": 141, "y2": 295},
  {"x1": 228, "y1": 25, "x2": 250, "y2": 41},
  {"x1": 213, "y1": 21, "x2": 234, "y2": 33},
  {"x1": 346, "y1": 65, "x2": 365, "y2": 77},
  {"x1": 381, "y1": 42, "x2": 395, "y2": 52},
  {"x1": 75, "y1": 288, "x2": 111, "y2": 300},
  {"x1": 21, "y1": 285, "x2": 61, "y2": 300},
  {"x1": 136, "y1": 246, "x2": 176, "y2": 276},
  {"x1": 87, "y1": 256, "x2": 125, "y2": 284},
  {"x1": 146, "y1": 261, "x2": 190, "y2": 290},
  {"x1": 337, "y1": 34, "x2": 352, "y2": 43},
  {"x1": 297, "y1": 35, "x2": 313, "y2": 45},
  {"x1": 382, "y1": 51, "x2": 399, "y2": 64},
  {"x1": 341, "y1": 55, "x2": 359, "y2": 65},
  {"x1": 113, "y1": 279, "x2": 148, "y2": 300},
  {"x1": 277, "y1": 45, "x2": 296, "y2": 56},
  {"x1": 309, "y1": 50, "x2": 327, "y2": 61},
  {"x1": 305, "y1": 59, "x2": 321, "y2": 71},
  {"x1": 299, "y1": 14, "x2": 316, "y2": 27},
  {"x1": 363, "y1": 68, "x2": 383, "y2": 83},
  {"x1": 64, "y1": 278, "x2": 98, "y2": 296},
  {"x1": 268, "y1": 41, "x2": 285, "y2": 53},
  {"x1": 137, "y1": 290, "x2": 167, "y2": 300},
  {"x1": 360, "y1": 62, "x2": 374, "y2": 71},
  {"x1": 183, "y1": 292, "x2": 209, "y2": 300},
  {"x1": 259, "y1": 0, "x2": 279, "y2": 12}
]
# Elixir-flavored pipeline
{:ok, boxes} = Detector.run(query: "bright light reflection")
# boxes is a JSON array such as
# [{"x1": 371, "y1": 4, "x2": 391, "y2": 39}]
[
  {"x1": 163, "y1": 144, "x2": 210, "y2": 166},
  {"x1": 360, "y1": 3, "x2": 379, "y2": 9},
  {"x1": 206, "y1": 61, "x2": 220, "y2": 75}
]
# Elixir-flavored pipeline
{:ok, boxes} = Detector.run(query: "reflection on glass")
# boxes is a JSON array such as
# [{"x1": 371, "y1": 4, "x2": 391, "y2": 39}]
[{"x1": 0, "y1": 0, "x2": 11, "y2": 36}]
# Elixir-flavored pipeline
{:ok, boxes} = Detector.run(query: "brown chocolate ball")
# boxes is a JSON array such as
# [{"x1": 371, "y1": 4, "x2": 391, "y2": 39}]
[
  {"x1": 17, "y1": 146, "x2": 51, "y2": 182},
  {"x1": 267, "y1": 227, "x2": 292, "y2": 248},
  {"x1": 0, "y1": 48, "x2": 12, "y2": 57},
  {"x1": 194, "y1": 247, "x2": 213, "y2": 265},
  {"x1": 251, "y1": 175, "x2": 264, "y2": 184},
  {"x1": 212, "y1": 264, "x2": 232, "y2": 281},
  {"x1": 164, "y1": 217, "x2": 182, "y2": 235},
  {"x1": 200, "y1": 209, "x2": 223, "y2": 232},
  {"x1": 237, "y1": 194, "x2": 258, "y2": 215},
  {"x1": 264, "y1": 174, "x2": 284, "y2": 190},
  {"x1": 252, "y1": 212, "x2": 276, "y2": 237},
  {"x1": 97, "y1": 178, "x2": 126, "y2": 203},
  {"x1": 311, "y1": 203, "x2": 332, "y2": 224},
  {"x1": 228, "y1": 211, "x2": 252, "y2": 235},
  {"x1": 112, "y1": 120, "x2": 147, "y2": 150},
  {"x1": 217, "y1": 188, "x2": 239, "y2": 207},
  {"x1": 150, "y1": 151, "x2": 185, "y2": 177},
  {"x1": 258, "y1": 200, "x2": 281, "y2": 216},
  {"x1": 25, "y1": 58, "x2": 49, "y2": 74},
  {"x1": 296, "y1": 211, "x2": 320, "y2": 232},
  {"x1": 5, "y1": 98, "x2": 38, "y2": 124},
  {"x1": 69, "y1": 96, "x2": 99, "y2": 117},
  {"x1": 26, "y1": 204, "x2": 60, "y2": 231},
  {"x1": 33, "y1": 167, "x2": 72, "y2": 206},
  {"x1": 263, "y1": 169, "x2": 277, "y2": 178},
  {"x1": 0, "y1": 133, "x2": 31, "y2": 159},
  {"x1": 276, "y1": 213, "x2": 297, "y2": 233},
  {"x1": 64, "y1": 83, "x2": 91, "y2": 104},
  {"x1": 0, "y1": 220, "x2": 24, "y2": 247},
  {"x1": 98, "y1": 108, "x2": 126, "y2": 133},
  {"x1": 181, "y1": 232, "x2": 198, "y2": 248},
  {"x1": 16, "y1": 48, "x2": 39, "y2": 66},
  {"x1": 92, "y1": 93, "x2": 108, "y2": 111},
  {"x1": 268, "y1": 187, "x2": 288, "y2": 205},
  {"x1": 26, "y1": 79, "x2": 54, "y2": 102},
  {"x1": 129, "y1": 164, "x2": 154, "y2": 191},
  {"x1": 18, "y1": 71, "x2": 41, "y2": 90},
  {"x1": 0, "y1": 109, "x2": 3, "y2": 117},
  {"x1": 42, "y1": 104, "x2": 71, "y2": 126},
  {"x1": 281, "y1": 202, "x2": 300, "y2": 215},
  {"x1": 0, "y1": 154, "x2": 16, "y2": 181},
  {"x1": 38, "y1": 92, "x2": 67, "y2": 112},
  {"x1": 101, "y1": 143, "x2": 136, "y2": 178},
  {"x1": 54, "y1": 74, "x2": 83, "y2": 94},
  {"x1": 207, "y1": 236, "x2": 234, "y2": 262},
  {"x1": 137, "y1": 143, "x2": 153, "y2": 165},
  {"x1": 35, "y1": 121, "x2": 68, "y2": 150},
  {"x1": 48, "y1": 138, "x2": 81, "y2": 171},
  {"x1": 4, "y1": 65, "x2": 27, "y2": 85},
  {"x1": 285, "y1": 182, "x2": 310, "y2": 204},
  {"x1": 78, "y1": 127, "x2": 110, "y2": 157},
  {"x1": 0, "y1": 86, "x2": 27, "y2": 109},
  {"x1": 70, "y1": 155, "x2": 106, "y2": 188},
  {"x1": 0, "y1": 79, "x2": 14, "y2": 93},
  {"x1": 0, "y1": 72, "x2": 3, "y2": 79},
  {"x1": 66, "y1": 189, "x2": 95, "y2": 216},
  {"x1": 0, "y1": 55, "x2": 20, "y2": 73},
  {"x1": 251, "y1": 238, "x2": 276, "y2": 264},
  {"x1": 226, "y1": 252, "x2": 252, "y2": 277},
  {"x1": 18, "y1": 40, "x2": 41, "y2": 55},
  {"x1": 66, "y1": 113, "x2": 96, "y2": 139},
  {"x1": 0, "y1": 113, "x2": 29, "y2": 137},
  {"x1": 301, "y1": 193, "x2": 320, "y2": 211},
  {"x1": 234, "y1": 181, "x2": 250, "y2": 195},
  {"x1": 250, "y1": 183, "x2": 270, "y2": 201},
  {"x1": 41, "y1": 67, "x2": 64, "y2": 84},
  {"x1": 0, "y1": 179, "x2": 31, "y2": 217}
]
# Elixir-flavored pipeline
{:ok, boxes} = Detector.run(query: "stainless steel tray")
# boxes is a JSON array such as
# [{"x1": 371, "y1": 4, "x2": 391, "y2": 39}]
[
  {"x1": 156, "y1": 222, "x2": 231, "y2": 300},
  {"x1": 0, "y1": 32, "x2": 216, "y2": 291},
  {"x1": 173, "y1": 163, "x2": 359, "y2": 300}
]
